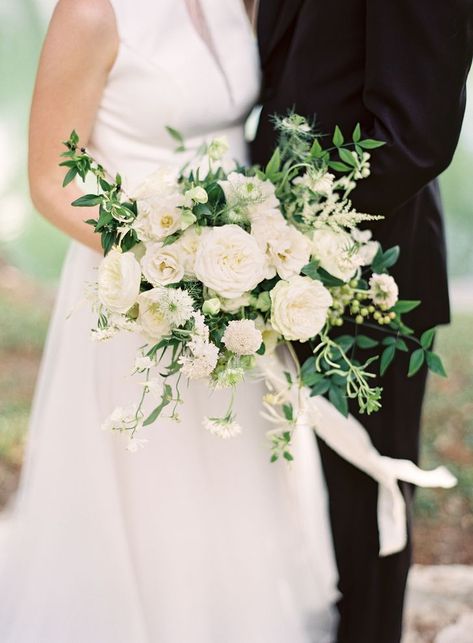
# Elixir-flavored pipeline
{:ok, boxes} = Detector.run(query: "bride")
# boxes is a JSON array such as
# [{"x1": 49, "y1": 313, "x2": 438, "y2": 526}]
[{"x1": 0, "y1": 1, "x2": 339, "y2": 641}]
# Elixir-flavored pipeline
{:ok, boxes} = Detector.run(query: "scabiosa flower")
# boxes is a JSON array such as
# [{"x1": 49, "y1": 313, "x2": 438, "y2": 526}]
[
  {"x1": 222, "y1": 319, "x2": 263, "y2": 356},
  {"x1": 178, "y1": 339, "x2": 219, "y2": 379},
  {"x1": 203, "y1": 416, "x2": 242, "y2": 439},
  {"x1": 369, "y1": 274, "x2": 399, "y2": 309}
]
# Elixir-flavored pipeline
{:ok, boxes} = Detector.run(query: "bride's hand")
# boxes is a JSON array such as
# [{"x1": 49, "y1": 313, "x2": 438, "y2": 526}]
[{"x1": 28, "y1": 0, "x2": 119, "y2": 255}]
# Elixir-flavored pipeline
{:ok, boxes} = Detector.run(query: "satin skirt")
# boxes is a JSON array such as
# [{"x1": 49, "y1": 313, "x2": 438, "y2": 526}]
[{"x1": 0, "y1": 242, "x2": 338, "y2": 642}]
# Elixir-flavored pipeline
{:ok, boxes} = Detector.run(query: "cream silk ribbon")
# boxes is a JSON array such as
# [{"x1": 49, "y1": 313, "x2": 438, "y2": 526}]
[{"x1": 257, "y1": 351, "x2": 457, "y2": 557}]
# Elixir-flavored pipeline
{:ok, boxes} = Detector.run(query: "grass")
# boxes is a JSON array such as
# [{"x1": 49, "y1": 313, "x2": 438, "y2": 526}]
[{"x1": 0, "y1": 264, "x2": 471, "y2": 562}]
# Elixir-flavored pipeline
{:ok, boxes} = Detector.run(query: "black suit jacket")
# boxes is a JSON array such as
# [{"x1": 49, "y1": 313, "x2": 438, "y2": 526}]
[{"x1": 252, "y1": 0, "x2": 473, "y2": 329}]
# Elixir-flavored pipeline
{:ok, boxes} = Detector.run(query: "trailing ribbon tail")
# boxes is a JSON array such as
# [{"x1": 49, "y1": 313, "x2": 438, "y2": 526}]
[{"x1": 257, "y1": 351, "x2": 457, "y2": 557}]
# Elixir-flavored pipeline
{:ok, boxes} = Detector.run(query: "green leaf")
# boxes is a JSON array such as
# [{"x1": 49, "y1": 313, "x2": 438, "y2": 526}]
[
  {"x1": 380, "y1": 344, "x2": 396, "y2": 376},
  {"x1": 332, "y1": 125, "x2": 344, "y2": 147},
  {"x1": 310, "y1": 379, "x2": 331, "y2": 397},
  {"x1": 165, "y1": 126, "x2": 184, "y2": 144},
  {"x1": 372, "y1": 245, "x2": 400, "y2": 273},
  {"x1": 352, "y1": 123, "x2": 361, "y2": 143},
  {"x1": 270, "y1": 454, "x2": 279, "y2": 463},
  {"x1": 329, "y1": 386, "x2": 349, "y2": 417},
  {"x1": 392, "y1": 300, "x2": 421, "y2": 314},
  {"x1": 395, "y1": 339, "x2": 409, "y2": 352},
  {"x1": 143, "y1": 384, "x2": 172, "y2": 426},
  {"x1": 283, "y1": 451, "x2": 294, "y2": 462},
  {"x1": 317, "y1": 267, "x2": 346, "y2": 287},
  {"x1": 426, "y1": 351, "x2": 447, "y2": 377},
  {"x1": 265, "y1": 146, "x2": 281, "y2": 179},
  {"x1": 382, "y1": 336, "x2": 397, "y2": 346},
  {"x1": 356, "y1": 335, "x2": 379, "y2": 349},
  {"x1": 359, "y1": 139, "x2": 385, "y2": 149},
  {"x1": 328, "y1": 161, "x2": 351, "y2": 173},
  {"x1": 282, "y1": 403, "x2": 294, "y2": 422},
  {"x1": 335, "y1": 335, "x2": 355, "y2": 352},
  {"x1": 62, "y1": 166, "x2": 78, "y2": 187},
  {"x1": 309, "y1": 138, "x2": 323, "y2": 158},
  {"x1": 408, "y1": 348, "x2": 425, "y2": 377},
  {"x1": 71, "y1": 194, "x2": 103, "y2": 207},
  {"x1": 301, "y1": 261, "x2": 321, "y2": 280},
  {"x1": 338, "y1": 147, "x2": 357, "y2": 167},
  {"x1": 420, "y1": 328, "x2": 436, "y2": 350}
]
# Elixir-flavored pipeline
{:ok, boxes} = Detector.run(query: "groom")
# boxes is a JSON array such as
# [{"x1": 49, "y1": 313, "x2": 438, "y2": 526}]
[{"x1": 251, "y1": 1, "x2": 473, "y2": 642}]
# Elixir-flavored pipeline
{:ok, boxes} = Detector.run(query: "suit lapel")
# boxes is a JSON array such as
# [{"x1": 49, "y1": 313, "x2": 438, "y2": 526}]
[{"x1": 258, "y1": 0, "x2": 305, "y2": 65}]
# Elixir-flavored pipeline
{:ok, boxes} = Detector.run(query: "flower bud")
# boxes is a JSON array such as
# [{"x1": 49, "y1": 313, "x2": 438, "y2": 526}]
[{"x1": 202, "y1": 298, "x2": 221, "y2": 316}]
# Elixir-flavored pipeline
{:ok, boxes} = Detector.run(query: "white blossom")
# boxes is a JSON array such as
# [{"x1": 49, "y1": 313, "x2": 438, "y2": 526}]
[
  {"x1": 194, "y1": 224, "x2": 267, "y2": 298},
  {"x1": 369, "y1": 274, "x2": 399, "y2": 309},
  {"x1": 141, "y1": 243, "x2": 184, "y2": 287},
  {"x1": 270, "y1": 275, "x2": 332, "y2": 342},
  {"x1": 222, "y1": 319, "x2": 262, "y2": 356},
  {"x1": 203, "y1": 416, "x2": 242, "y2": 439},
  {"x1": 207, "y1": 137, "x2": 229, "y2": 161},
  {"x1": 97, "y1": 248, "x2": 141, "y2": 314},
  {"x1": 179, "y1": 339, "x2": 219, "y2": 379},
  {"x1": 101, "y1": 404, "x2": 141, "y2": 432}
]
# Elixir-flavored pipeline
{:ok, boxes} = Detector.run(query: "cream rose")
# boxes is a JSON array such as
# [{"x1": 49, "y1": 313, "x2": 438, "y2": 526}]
[
  {"x1": 141, "y1": 243, "x2": 184, "y2": 286},
  {"x1": 194, "y1": 224, "x2": 266, "y2": 298},
  {"x1": 259, "y1": 224, "x2": 312, "y2": 280},
  {"x1": 137, "y1": 288, "x2": 172, "y2": 340},
  {"x1": 312, "y1": 227, "x2": 361, "y2": 281},
  {"x1": 97, "y1": 248, "x2": 141, "y2": 314},
  {"x1": 172, "y1": 226, "x2": 202, "y2": 278},
  {"x1": 270, "y1": 275, "x2": 332, "y2": 342}
]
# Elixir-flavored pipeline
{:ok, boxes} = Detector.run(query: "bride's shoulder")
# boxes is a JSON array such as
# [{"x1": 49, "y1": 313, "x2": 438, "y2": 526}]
[
  {"x1": 47, "y1": 0, "x2": 118, "y2": 63},
  {"x1": 51, "y1": 0, "x2": 118, "y2": 40}
]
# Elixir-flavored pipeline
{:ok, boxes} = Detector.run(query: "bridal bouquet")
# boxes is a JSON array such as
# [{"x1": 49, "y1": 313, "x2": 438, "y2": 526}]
[{"x1": 61, "y1": 114, "x2": 445, "y2": 457}]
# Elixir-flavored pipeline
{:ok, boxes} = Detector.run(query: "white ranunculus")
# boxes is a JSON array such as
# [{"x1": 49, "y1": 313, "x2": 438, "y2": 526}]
[
  {"x1": 172, "y1": 226, "x2": 202, "y2": 278},
  {"x1": 194, "y1": 224, "x2": 267, "y2": 298},
  {"x1": 141, "y1": 243, "x2": 184, "y2": 286},
  {"x1": 270, "y1": 275, "x2": 332, "y2": 342},
  {"x1": 137, "y1": 288, "x2": 172, "y2": 340},
  {"x1": 312, "y1": 227, "x2": 361, "y2": 281},
  {"x1": 97, "y1": 248, "x2": 141, "y2": 314},
  {"x1": 264, "y1": 224, "x2": 312, "y2": 280},
  {"x1": 369, "y1": 274, "x2": 399, "y2": 309},
  {"x1": 134, "y1": 197, "x2": 183, "y2": 242},
  {"x1": 132, "y1": 168, "x2": 185, "y2": 242},
  {"x1": 222, "y1": 319, "x2": 263, "y2": 356}
]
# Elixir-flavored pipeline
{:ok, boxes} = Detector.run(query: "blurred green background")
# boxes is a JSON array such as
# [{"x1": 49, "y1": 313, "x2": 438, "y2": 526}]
[{"x1": 0, "y1": 0, "x2": 472, "y2": 563}]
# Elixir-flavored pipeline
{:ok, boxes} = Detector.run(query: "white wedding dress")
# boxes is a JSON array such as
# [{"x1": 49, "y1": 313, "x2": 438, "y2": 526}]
[{"x1": 0, "y1": 1, "x2": 339, "y2": 641}]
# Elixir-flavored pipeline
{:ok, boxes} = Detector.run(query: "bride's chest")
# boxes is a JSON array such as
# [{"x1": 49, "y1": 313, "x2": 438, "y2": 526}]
[{"x1": 97, "y1": 3, "x2": 260, "y2": 145}]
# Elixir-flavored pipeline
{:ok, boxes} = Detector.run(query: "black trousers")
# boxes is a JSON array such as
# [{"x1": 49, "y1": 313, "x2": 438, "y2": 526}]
[{"x1": 296, "y1": 339, "x2": 430, "y2": 643}]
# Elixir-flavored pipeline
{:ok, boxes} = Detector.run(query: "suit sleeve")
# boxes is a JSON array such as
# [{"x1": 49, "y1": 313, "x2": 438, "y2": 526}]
[{"x1": 351, "y1": 0, "x2": 473, "y2": 216}]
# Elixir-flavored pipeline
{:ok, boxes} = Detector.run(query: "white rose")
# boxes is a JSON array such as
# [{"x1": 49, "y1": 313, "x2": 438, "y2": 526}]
[
  {"x1": 172, "y1": 226, "x2": 202, "y2": 278},
  {"x1": 97, "y1": 248, "x2": 141, "y2": 314},
  {"x1": 141, "y1": 243, "x2": 184, "y2": 286},
  {"x1": 194, "y1": 224, "x2": 267, "y2": 298},
  {"x1": 261, "y1": 224, "x2": 312, "y2": 280},
  {"x1": 312, "y1": 227, "x2": 360, "y2": 281},
  {"x1": 270, "y1": 275, "x2": 332, "y2": 342},
  {"x1": 137, "y1": 288, "x2": 172, "y2": 340},
  {"x1": 132, "y1": 167, "x2": 179, "y2": 200},
  {"x1": 134, "y1": 196, "x2": 183, "y2": 242}
]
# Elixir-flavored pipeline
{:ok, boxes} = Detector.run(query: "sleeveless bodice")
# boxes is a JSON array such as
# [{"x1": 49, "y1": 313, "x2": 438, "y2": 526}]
[{"x1": 88, "y1": 0, "x2": 260, "y2": 188}]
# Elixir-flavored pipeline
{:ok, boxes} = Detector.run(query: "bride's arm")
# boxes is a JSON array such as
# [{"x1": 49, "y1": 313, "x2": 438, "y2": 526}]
[{"x1": 28, "y1": 0, "x2": 119, "y2": 254}]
